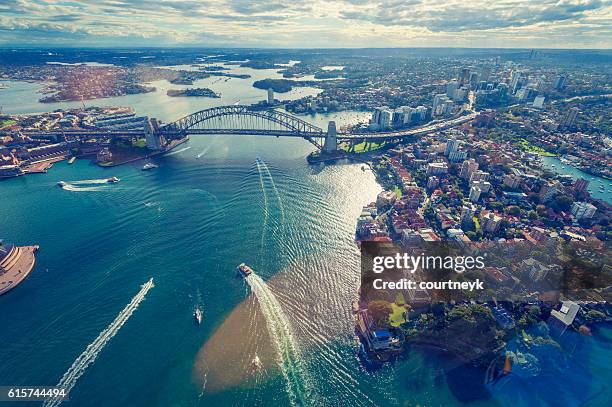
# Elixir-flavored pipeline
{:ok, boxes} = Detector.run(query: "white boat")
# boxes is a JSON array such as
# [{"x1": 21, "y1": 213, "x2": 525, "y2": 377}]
[
  {"x1": 250, "y1": 355, "x2": 263, "y2": 372},
  {"x1": 57, "y1": 181, "x2": 66, "y2": 187},
  {"x1": 107, "y1": 176, "x2": 120, "y2": 183},
  {"x1": 194, "y1": 308, "x2": 203, "y2": 324},
  {"x1": 142, "y1": 163, "x2": 158, "y2": 171}
]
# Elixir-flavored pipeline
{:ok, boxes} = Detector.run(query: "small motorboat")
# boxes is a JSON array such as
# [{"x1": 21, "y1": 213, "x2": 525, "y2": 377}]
[
  {"x1": 68, "y1": 157, "x2": 76, "y2": 164},
  {"x1": 237, "y1": 263, "x2": 253, "y2": 277},
  {"x1": 57, "y1": 181, "x2": 66, "y2": 187},
  {"x1": 142, "y1": 163, "x2": 158, "y2": 171},
  {"x1": 194, "y1": 308, "x2": 203, "y2": 324},
  {"x1": 107, "y1": 176, "x2": 120, "y2": 183},
  {"x1": 250, "y1": 355, "x2": 263, "y2": 373}
]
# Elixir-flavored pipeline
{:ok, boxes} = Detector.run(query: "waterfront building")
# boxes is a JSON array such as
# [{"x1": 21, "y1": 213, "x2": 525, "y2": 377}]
[
  {"x1": 549, "y1": 300, "x2": 579, "y2": 335},
  {"x1": 571, "y1": 201, "x2": 597, "y2": 220},
  {"x1": 371, "y1": 107, "x2": 392, "y2": 130},
  {"x1": 376, "y1": 190, "x2": 397, "y2": 210},
  {"x1": 573, "y1": 178, "x2": 589, "y2": 194}
]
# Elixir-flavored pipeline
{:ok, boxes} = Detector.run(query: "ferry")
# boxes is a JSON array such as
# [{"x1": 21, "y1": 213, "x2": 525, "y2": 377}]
[
  {"x1": 142, "y1": 163, "x2": 158, "y2": 171},
  {"x1": 107, "y1": 176, "x2": 120, "y2": 183},
  {"x1": 68, "y1": 157, "x2": 76, "y2": 164},
  {"x1": 194, "y1": 307, "x2": 203, "y2": 324},
  {"x1": 237, "y1": 263, "x2": 253, "y2": 277}
]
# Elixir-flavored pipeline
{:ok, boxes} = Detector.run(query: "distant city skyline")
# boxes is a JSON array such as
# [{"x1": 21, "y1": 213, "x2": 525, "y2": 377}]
[{"x1": 0, "y1": 0, "x2": 611, "y2": 48}]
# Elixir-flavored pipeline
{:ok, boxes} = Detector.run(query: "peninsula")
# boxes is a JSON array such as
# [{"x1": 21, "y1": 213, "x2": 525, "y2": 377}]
[{"x1": 0, "y1": 242, "x2": 39, "y2": 295}]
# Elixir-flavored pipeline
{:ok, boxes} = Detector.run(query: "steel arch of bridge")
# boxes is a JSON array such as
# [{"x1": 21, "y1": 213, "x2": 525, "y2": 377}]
[{"x1": 159, "y1": 105, "x2": 324, "y2": 138}]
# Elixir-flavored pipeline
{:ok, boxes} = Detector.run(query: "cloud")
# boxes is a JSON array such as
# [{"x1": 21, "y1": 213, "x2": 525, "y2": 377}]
[{"x1": 0, "y1": 0, "x2": 609, "y2": 47}]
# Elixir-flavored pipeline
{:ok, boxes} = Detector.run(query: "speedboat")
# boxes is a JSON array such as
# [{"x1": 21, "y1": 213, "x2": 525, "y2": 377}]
[
  {"x1": 107, "y1": 176, "x2": 120, "y2": 183},
  {"x1": 194, "y1": 308, "x2": 203, "y2": 324},
  {"x1": 250, "y1": 355, "x2": 263, "y2": 373},
  {"x1": 237, "y1": 263, "x2": 253, "y2": 277},
  {"x1": 142, "y1": 163, "x2": 158, "y2": 171},
  {"x1": 57, "y1": 181, "x2": 66, "y2": 187}
]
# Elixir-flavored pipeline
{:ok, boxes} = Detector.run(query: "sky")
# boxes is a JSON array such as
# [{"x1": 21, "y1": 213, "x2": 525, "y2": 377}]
[{"x1": 0, "y1": 0, "x2": 611, "y2": 48}]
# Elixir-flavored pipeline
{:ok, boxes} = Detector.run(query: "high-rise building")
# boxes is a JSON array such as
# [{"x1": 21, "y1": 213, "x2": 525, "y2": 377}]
[
  {"x1": 371, "y1": 107, "x2": 393, "y2": 130},
  {"x1": 469, "y1": 186, "x2": 482, "y2": 202},
  {"x1": 446, "y1": 80, "x2": 459, "y2": 98},
  {"x1": 267, "y1": 88, "x2": 274, "y2": 104},
  {"x1": 510, "y1": 71, "x2": 523, "y2": 94},
  {"x1": 532, "y1": 95, "x2": 545, "y2": 109},
  {"x1": 554, "y1": 74, "x2": 567, "y2": 90},
  {"x1": 449, "y1": 150, "x2": 467, "y2": 163},
  {"x1": 459, "y1": 68, "x2": 471, "y2": 85},
  {"x1": 561, "y1": 107, "x2": 578, "y2": 128},
  {"x1": 433, "y1": 94, "x2": 453, "y2": 116},
  {"x1": 444, "y1": 138, "x2": 460, "y2": 156},
  {"x1": 460, "y1": 159, "x2": 478, "y2": 179}
]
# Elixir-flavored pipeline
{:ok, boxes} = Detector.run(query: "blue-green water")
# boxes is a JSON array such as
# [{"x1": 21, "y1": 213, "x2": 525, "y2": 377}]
[
  {"x1": 0, "y1": 65, "x2": 610, "y2": 406},
  {"x1": 541, "y1": 156, "x2": 611, "y2": 203}
]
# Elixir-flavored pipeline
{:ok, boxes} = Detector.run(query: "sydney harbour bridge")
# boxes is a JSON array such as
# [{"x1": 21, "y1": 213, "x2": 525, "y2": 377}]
[{"x1": 23, "y1": 105, "x2": 477, "y2": 153}]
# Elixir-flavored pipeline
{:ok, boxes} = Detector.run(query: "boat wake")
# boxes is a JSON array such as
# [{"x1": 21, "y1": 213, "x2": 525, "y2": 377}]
[
  {"x1": 69, "y1": 179, "x2": 111, "y2": 185},
  {"x1": 43, "y1": 278, "x2": 154, "y2": 407},
  {"x1": 245, "y1": 273, "x2": 313, "y2": 406},
  {"x1": 255, "y1": 157, "x2": 285, "y2": 223},
  {"x1": 164, "y1": 146, "x2": 191, "y2": 156},
  {"x1": 196, "y1": 144, "x2": 213, "y2": 159}
]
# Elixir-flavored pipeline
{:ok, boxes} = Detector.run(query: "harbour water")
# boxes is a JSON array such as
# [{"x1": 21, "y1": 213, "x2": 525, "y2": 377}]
[
  {"x1": 0, "y1": 66, "x2": 610, "y2": 406},
  {"x1": 541, "y1": 156, "x2": 611, "y2": 203}
]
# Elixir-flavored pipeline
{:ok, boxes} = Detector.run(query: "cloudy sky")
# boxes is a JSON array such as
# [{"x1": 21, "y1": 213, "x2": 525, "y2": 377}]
[{"x1": 0, "y1": 0, "x2": 610, "y2": 48}]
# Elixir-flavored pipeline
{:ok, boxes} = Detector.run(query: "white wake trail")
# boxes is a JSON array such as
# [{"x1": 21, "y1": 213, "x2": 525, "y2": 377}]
[
  {"x1": 256, "y1": 157, "x2": 285, "y2": 223},
  {"x1": 164, "y1": 146, "x2": 192, "y2": 156},
  {"x1": 61, "y1": 184, "x2": 106, "y2": 192},
  {"x1": 245, "y1": 273, "x2": 312, "y2": 406},
  {"x1": 69, "y1": 179, "x2": 111, "y2": 185},
  {"x1": 43, "y1": 278, "x2": 155, "y2": 407},
  {"x1": 255, "y1": 159, "x2": 269, "y2": 253},
  {"x1": 196, "y1": 144, "x2": 214, "y2": 159}
]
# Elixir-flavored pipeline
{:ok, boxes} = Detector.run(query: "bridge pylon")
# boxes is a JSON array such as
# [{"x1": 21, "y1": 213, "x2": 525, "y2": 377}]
[
  {"x1": 323, "y1": 121, "x2": 337, "y2": 153},
  {"x1": 144, "y1": 117, "x2": 163, "y2": 150}
]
